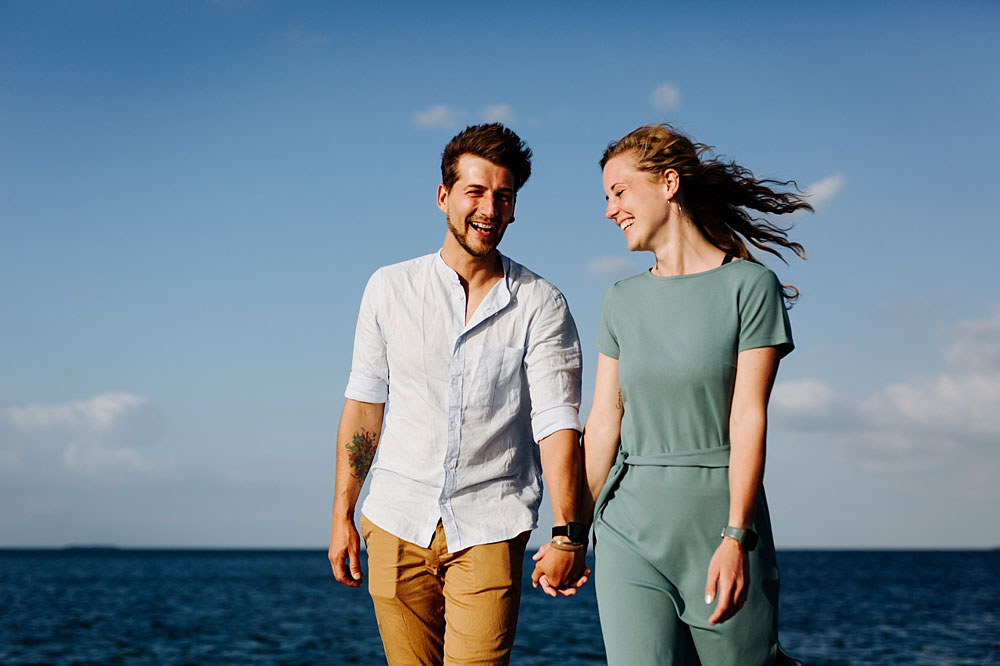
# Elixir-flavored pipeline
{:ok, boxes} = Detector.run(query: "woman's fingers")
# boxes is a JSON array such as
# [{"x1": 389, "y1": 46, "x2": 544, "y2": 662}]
[
  {"x1": 704, "y1": 560, "x2": 719, "y2": 604},
  {"x1": 708, "y1": 574, "x2": 734, "y2": 624},
  {"x1": 709, "y1": 572, "x2": 748, "y2": 624}
]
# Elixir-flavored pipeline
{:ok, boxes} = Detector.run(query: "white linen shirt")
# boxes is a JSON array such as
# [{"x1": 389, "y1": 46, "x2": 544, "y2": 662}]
[{"x1": 346, "y1": 252, "x2": 582, "y2": 552}]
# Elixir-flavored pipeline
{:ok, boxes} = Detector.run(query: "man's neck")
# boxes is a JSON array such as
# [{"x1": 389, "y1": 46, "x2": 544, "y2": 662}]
[
  {"x1": 440, "y1": 242, "x2": 505, "y2": 325},
  {"x1": 439, "y1": 244, "x2": 504, "y2": 291}
]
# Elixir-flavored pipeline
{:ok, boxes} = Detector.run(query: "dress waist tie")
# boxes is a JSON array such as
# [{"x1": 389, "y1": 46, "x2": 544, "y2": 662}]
[{"x1": 592, "y1": 445, "x2": 732, "y2": 544}]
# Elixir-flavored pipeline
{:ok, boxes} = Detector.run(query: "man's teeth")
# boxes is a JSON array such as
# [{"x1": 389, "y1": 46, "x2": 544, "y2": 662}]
[{"x1": 471, "y1": 222, "x2": 494, "y2": 232}]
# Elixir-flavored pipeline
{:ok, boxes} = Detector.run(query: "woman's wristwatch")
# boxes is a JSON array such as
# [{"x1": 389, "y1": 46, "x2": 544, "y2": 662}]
[{"x1": 721, "y1": 525, "x2": 758, "y2": 551}]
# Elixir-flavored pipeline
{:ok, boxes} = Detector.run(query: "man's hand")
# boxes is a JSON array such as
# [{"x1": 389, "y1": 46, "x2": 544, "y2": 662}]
[
  {"x1": 328, "y1": 515, "x2": 363, "y2": 588},
  {"x1": 530, "y1": 542, "x2": 590, "y2": 597}
]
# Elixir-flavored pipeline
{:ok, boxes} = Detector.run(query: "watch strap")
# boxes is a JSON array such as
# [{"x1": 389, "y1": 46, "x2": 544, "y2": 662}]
[{"x1": 721, "y1": 525, "x2": 758, "y2": 551}]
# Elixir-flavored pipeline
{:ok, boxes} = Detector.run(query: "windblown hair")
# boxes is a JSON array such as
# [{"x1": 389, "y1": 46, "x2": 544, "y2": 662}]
[
  {"x1": 601, "y1": 124, "x2": 811, "y2": 303},
  {"x1": 441, "y1": 123, "x2": 533, "y2": 192}
]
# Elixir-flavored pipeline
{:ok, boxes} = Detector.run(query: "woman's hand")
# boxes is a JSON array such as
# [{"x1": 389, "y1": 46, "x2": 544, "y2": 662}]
[
  {"x1": 704, "y1": 537, "x2": 749, "y2": 625},
  {"x1": 531, "y1": 542, "x2": 591, "y2": 597}
]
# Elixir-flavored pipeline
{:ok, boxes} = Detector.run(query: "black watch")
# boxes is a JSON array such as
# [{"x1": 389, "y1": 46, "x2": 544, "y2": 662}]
[{"x1": 552, "y1": 522, "x2": 587, "y2": 544}]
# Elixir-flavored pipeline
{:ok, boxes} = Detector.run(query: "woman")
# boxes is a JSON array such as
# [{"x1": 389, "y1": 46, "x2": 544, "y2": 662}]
[{"x1": 583, "y1": 124, "x2": 808, "y2": 665}]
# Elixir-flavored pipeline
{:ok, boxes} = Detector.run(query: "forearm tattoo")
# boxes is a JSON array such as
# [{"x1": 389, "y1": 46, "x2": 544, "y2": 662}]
[
  {"x1": 616, "y1": 390, "x2": 623, "y2": 410},
  {"x1": 346, "y1": 428, "x2": 378, "y2": 482}
]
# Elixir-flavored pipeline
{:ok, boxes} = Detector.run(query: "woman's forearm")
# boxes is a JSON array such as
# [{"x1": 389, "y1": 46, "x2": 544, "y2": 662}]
[
  {"x1": 581, "y1": 353, "x2": 624, "y2": 524},
  {"x1": 581, "y1": 422, "x2": 620, "y2": 520},
  {"x1": 726, "y1": 411, "x2": 766, "y2": 529}
]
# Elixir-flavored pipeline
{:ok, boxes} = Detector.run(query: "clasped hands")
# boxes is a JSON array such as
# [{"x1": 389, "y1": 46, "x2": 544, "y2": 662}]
[{"x1": 530, "y1": 541, "x2": 591, "y2": 597}]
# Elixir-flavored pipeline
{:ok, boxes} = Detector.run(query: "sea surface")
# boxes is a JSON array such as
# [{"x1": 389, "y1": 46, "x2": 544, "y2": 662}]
[{"x1": 1, "y1": 549, "x2": 997, "y2": 665}]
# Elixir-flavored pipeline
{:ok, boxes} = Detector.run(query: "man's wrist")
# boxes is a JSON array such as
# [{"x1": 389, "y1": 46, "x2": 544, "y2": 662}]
[
  {"x1": 551, "y1": 521, "x2": 587, "y2": 545},
  {"x1": 331, "y1": 503, "x2": 356, "y2": 523}
]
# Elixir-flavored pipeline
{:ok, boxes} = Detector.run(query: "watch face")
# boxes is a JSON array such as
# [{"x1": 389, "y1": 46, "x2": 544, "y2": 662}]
[{"x1": 552, "y1": 522, "x2": 587, "y2": 544}]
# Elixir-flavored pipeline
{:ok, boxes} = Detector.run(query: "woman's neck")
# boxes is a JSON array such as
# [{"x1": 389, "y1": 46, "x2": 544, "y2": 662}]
[{"x1": 649, "y1": 212, "x2": 727, "y2": 277}]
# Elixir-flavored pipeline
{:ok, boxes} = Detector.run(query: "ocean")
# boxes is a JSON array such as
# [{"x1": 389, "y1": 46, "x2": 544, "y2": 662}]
[{"x1": 1, "y1": 549, "x2": 997, "y2": 665}]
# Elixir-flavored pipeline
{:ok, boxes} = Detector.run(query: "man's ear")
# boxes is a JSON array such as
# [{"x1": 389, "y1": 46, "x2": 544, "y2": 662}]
[{"x1": 436, "y1": 183, "x2": 449, "y2": 213}]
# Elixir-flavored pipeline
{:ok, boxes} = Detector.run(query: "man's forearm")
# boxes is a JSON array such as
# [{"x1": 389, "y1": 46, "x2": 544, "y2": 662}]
[
  {"x1": 333, "y1": 398, "x2": 386, "y2": 518},
  {"x1": 538, "y1": 428, "x2": 583, "y2": 525}
]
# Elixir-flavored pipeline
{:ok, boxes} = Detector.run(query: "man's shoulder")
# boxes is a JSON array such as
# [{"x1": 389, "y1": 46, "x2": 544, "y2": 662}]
[
  {"x1": 367, "y1": 252, "x2": 438, "y2": 286},
  {"x1": 505, "y1": 255, "x2": 566, "y2": 303},
  {"x1": 377, "y1": 252, "x2": 437, "y2": 275}
]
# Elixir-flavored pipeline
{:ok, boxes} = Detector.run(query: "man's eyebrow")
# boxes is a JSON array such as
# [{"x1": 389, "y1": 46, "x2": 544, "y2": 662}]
[{"x1": 463, "y1": 183, "x2": 514, "y2": 193}]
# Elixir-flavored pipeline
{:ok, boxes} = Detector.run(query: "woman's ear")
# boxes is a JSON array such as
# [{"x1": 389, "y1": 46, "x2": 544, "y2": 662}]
[{"x1": 662, "y1": 168, "x2": 680, "y2": 201}]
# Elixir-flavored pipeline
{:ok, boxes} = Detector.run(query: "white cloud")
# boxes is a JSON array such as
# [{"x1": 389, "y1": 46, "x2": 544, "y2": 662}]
[
  {"x1": 771, "y1": 378, "x2": 837, "y2": 413},
  {"x1": 650, "y1": 82, "x2": 681, "y2": 110},
  {"x1": 772, "y1": 306, "x2": 1000, "y2": 460},
  {"x1": 414, "y1": 105, "x2": 465, "y2": 130},
  {"x1": 10, "y1": 392, "x2": 148, "y2": 432},
  {"x1": 2, "y1": 392, "x2": 163, "y2": 474},
  {"x1": 946, "y1": 304, "x2": 1000, "y2": 372},
  {"x1": 587, "y1": 256, "x2": 638, "y2": 279},
  {"x1": 482, "y1": 104, "x2": 515, "y2": 124},
  {"x1": 861, "y1": 372, "x2": 1000, "y2": 443},
  {"x1": 804, "y1": 172, "x2": 845, "y2": 208}
]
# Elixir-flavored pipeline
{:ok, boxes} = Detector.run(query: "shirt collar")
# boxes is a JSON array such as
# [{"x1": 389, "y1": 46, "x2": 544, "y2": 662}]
[{"x1": 434, "y1": 251, "x2": 513, "y2": 335}]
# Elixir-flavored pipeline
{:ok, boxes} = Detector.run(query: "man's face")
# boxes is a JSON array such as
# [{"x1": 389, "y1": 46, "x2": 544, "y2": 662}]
[{"x1": 437, "y1": 154, "x2": 516, "y2": 258}]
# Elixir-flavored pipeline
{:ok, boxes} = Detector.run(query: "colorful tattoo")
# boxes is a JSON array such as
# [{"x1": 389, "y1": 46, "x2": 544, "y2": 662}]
[{"x1": 346, "y1": 428, "x2": 378, "y2": 481}]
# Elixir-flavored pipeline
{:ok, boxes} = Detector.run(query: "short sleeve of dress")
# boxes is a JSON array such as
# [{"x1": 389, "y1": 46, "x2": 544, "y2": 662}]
[
  {"x1": 595, "y1": 286, "x2": 621, "y2": 360},
  {"x1": 738, "y1": 269, "x2": 794, "y2": 358}
]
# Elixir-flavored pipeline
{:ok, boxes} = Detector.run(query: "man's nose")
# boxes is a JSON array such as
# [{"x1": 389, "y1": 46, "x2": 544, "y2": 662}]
[{"x1": 479, "y1": 195, "x2": 497, "y2": 218}]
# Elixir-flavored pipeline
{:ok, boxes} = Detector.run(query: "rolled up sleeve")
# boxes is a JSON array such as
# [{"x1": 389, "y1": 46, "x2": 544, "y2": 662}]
[
  {"x1": 523, "y1": 292, "x2": 582, "y2": 442},
  {"x1": 345, "y1": 270, "x2": 389, "y2": 404}
]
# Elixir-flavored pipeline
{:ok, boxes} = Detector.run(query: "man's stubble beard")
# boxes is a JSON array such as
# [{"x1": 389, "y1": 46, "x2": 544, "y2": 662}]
[{"x1": 447, "y1": 214, "x2": 506, "y2": 258}]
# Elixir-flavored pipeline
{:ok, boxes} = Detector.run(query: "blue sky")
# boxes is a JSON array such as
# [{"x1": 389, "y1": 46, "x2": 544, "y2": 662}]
[{"x1": 2, "y1": 1, "x2": 998, "y2": 548}]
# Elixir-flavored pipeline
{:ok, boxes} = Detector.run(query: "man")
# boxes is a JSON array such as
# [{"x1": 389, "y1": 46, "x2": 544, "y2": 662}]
[{"x1": 328, "y1": 123, "x2": 587, "y2": 665}]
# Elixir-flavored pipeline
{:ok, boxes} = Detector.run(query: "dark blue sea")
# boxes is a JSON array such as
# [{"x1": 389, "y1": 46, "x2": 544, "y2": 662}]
[{"x1": 1, "y1": 549, "x2": 997, "y2": 665}]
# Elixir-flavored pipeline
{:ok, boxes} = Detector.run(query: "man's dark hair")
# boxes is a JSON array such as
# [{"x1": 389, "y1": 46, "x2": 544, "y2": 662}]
[{"x1": 440, "y1": 123, "x2": 533, "y2": 192}]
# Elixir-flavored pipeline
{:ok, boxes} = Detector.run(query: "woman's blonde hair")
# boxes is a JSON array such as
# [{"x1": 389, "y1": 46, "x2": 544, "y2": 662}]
[{"x1": 601, "y1": 124, "x2": 811, "y2": 303}]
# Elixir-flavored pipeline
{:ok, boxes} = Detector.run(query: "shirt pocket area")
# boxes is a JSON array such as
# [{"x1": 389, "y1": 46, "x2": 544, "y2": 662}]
[{"x1": 465, "y1": 344, "x2": 524, "y2": 407}]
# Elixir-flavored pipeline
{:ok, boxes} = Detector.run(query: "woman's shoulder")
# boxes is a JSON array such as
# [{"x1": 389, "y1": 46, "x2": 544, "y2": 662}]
[
  {"x1": 723, "y1": 259, "x2": 782, "y2": 289},
  {"x1": 603, "y1": 271, "x2": 651, "y2": 300}
]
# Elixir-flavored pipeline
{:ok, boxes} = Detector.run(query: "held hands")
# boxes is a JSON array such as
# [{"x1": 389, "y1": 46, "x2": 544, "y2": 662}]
[
  {"x1": 328, "y1": 515, "x2": 364, "y2": 588},
  {"x1": 704, "y1": 537, "x2": 749, "y2": 624},
  {"x1": 531, "y1": 541, "x2": 591, "y2": 597}
]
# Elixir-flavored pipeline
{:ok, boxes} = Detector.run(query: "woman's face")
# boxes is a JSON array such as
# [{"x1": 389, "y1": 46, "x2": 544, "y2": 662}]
[{"x1": 602, "y1": 154, "x2": 672, "y2": 253}]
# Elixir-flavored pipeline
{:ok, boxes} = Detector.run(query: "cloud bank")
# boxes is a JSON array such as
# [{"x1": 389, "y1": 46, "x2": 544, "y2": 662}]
[
  {"x1": 772, "y1": 306, "x2": 1000, "y2": 467},
  {"x1": 1, "y1": 392, "x2": 164, "y2": 474}
]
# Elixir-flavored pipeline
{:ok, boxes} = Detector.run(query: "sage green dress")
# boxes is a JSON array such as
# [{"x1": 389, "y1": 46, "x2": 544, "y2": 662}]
[{"x1": 593, "y1": 260, "x2": 802, "y2": 666}]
